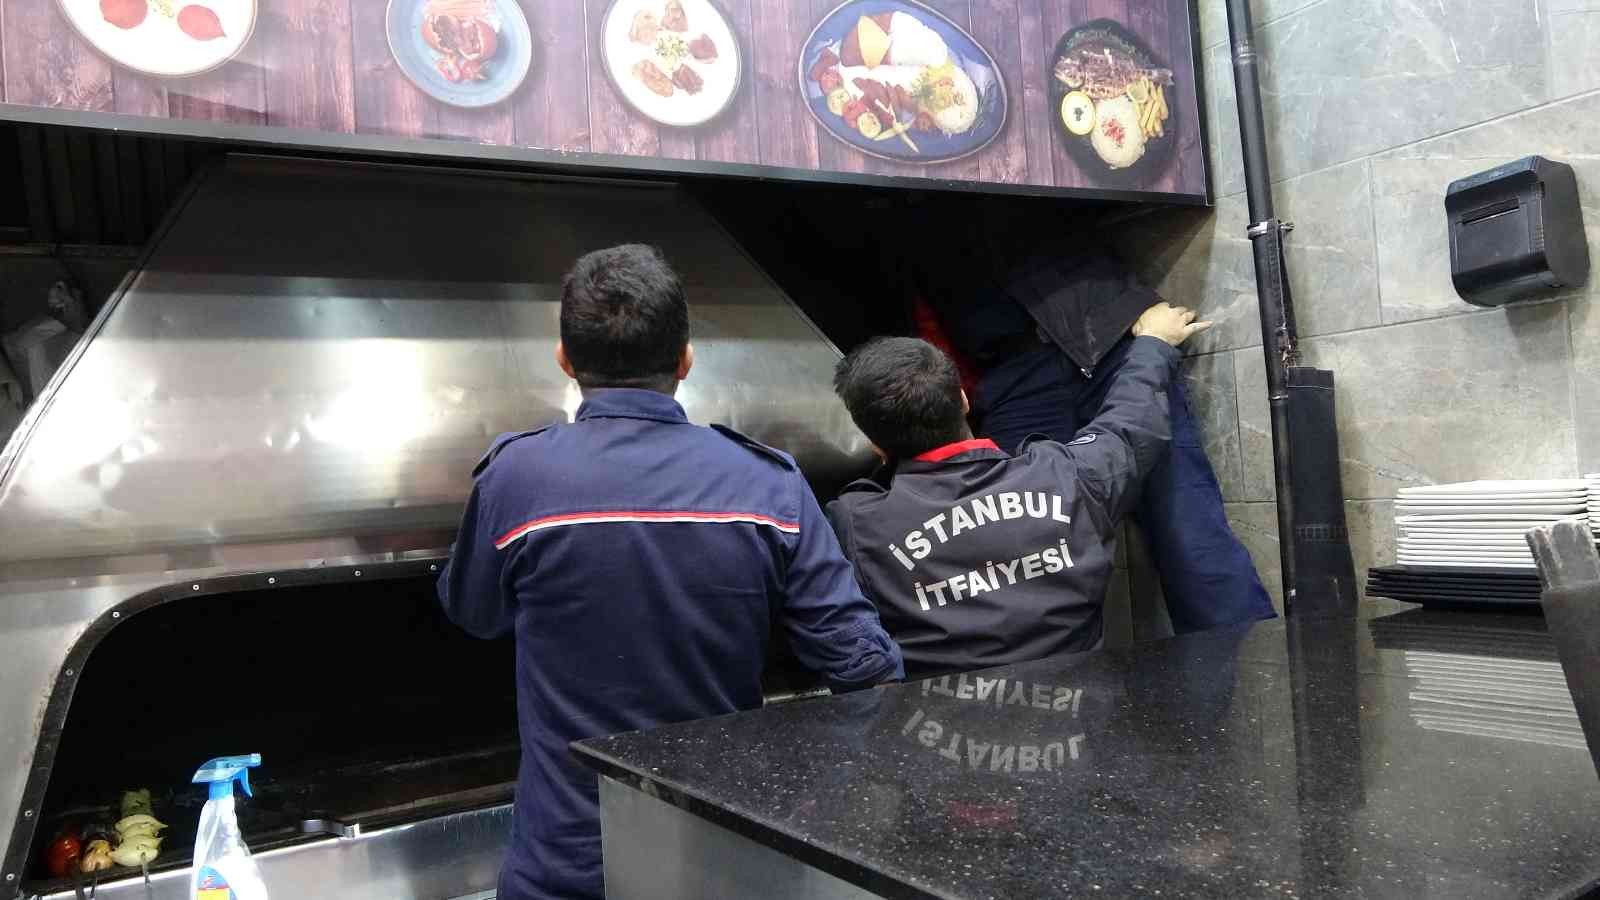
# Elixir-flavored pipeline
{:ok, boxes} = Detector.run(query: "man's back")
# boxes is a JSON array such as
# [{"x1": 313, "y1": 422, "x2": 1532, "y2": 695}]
[
  {"x1": 828, "y1": 334, "x2": 1183, "y2": 679},
  {"x1": 829, "y1": 440, "x2": 1117, "y2": 676},
  {"x1": 440, "y1": 388, "x2": 901, "y2": 900}
]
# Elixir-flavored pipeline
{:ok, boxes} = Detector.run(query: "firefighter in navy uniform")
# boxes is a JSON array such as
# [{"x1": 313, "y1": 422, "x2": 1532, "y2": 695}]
[
  {"x1": 826, "y1": 302, "x2": 1207, "y2": 677},
  {"x1": 438, "y1": 245, "x2": 904, "y2": 900}
]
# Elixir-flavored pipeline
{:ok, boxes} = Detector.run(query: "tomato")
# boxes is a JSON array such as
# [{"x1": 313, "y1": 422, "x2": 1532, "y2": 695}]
[{"x1": 44, "y1": 829, "x2": 81, "y2": 878}]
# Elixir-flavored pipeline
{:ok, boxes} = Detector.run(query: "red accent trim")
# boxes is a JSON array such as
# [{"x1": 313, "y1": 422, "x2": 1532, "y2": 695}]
[
  {"x1": 493, "y1": 509, "x2": 801, "y2": 548},
  {"x1": 914, "y1": 438, "x2": 1000, "y2": 463}
]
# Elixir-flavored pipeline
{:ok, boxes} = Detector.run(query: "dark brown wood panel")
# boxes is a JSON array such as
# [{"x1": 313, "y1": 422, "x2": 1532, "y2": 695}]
[
  {"x1": 351, "y1": 0, "x2": 433, "y2": 138},
  {"x1": 262, "y1": 0, "x2": 355, "y2": 131},
  {"x1": 512, "y1": 0, "x2": 592, "y2": 151},
  {"x1": 2, "y1": 0, "x2": 113, "y2": 109},
  {"x1": 1040, "y1": 0, "x2": 1088, "y2": 188},
  {"x1": 113, "y1": 71, "x2": 166, "y2": 117},
  {"x1": 1165, "y1": 0, "x2": 1200, "y2": 196},
  {"x1": 692, "y1": 0, "x2": 758, "y2": 164},
  {"x1": 172, "y1": 52, "x2": 266, "y2": 124},
  {"x1": 971, "y1": 0, "x2": 1027, "y2": 185},
  {"x1": 0, "y1": 0, "x2": 1204, "y2": 198},
  {"x1": 750, "y1": 0, "x2": 817, "y2": 169},
  {"x1": 1013, "y1": 0, "x2": 1053, "y2": 186},
  {"x1": 584, "y1": 0, "x2": 661, "y2": 157}
]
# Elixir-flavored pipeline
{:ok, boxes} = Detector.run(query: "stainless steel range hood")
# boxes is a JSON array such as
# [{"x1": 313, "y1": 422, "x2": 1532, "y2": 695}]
[{"x1": 0, "y1": 155, "x2": 872, "y2": 892}]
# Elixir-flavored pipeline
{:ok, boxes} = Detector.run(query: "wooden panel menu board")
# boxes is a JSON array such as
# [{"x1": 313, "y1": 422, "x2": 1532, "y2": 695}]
[{"x1": 0, "y1": 0, "x2": 1209, "y2": 201}]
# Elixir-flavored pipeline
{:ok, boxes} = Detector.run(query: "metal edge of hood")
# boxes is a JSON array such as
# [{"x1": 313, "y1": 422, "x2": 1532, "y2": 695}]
[{"x1": 0, "y1": 154, "x2": 874, "y2": 886}]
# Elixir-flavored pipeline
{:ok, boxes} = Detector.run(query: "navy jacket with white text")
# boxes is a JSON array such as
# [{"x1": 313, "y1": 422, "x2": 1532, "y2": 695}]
[{"x1": 826, "y1": 336, "x2": 1179, "y2": 678}]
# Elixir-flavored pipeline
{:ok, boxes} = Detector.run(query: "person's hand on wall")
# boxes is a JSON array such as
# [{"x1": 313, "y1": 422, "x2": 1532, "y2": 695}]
[{"x1": 1132, "y1": 302, "x2": 1212, "y2": 347}]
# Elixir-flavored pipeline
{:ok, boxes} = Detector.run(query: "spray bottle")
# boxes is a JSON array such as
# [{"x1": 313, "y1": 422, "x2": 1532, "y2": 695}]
[{"x1": 189, "y1": 754, "x2": 269, "y2": 900}]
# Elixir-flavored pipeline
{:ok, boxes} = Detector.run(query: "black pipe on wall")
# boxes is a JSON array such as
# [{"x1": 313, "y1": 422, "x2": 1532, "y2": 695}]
[{"x1": 1225, "y1": 0, "x2": 1358, "y2": 616}]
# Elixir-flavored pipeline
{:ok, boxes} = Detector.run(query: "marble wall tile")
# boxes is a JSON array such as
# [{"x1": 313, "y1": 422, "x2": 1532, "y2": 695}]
[
  {"x1": 1118, "y1": 158, "x2": 1379, "y2": 360},
  {"x1": 1180, "y1": 351, "x2": 1246, "y2": 502},
  {"x1": 1371, "y1": 92, "x2": 1600, "y2": 324},
  {"x1": 1232, "y1": 346, "x2": 1274, "y2": 501},
  {"x1": 1195, "y1": 0, "x2": 1330, "y2": 50},
  {"x1": 1345, "y1": 499, "x2": 1396, "y2": 593},
  {"x1": 1574, "y1": 297, "x2": 1600, "y2": 474},
  {"x1": 1256, "y1": 0, "x2": 1548, "y2": 183},
  {"x1": 1273, "y1": 160, "x2": 1383, "y2": 337},
  {"x1": 1204, "y1": 43, "x2": 1245, "y2": 199},
  {"x1": 1236, "y1": 305, "x2": 1578, "y2": 501},
  {"x1": 1114, "y1": 197, "x2": 1261, "y2": 355},
  {"x1": 1549, "y1": 12, "x2": 1600, "y2": 98},
  {"x1": 1223, "y1": 501, "x2": 1284, "y2": 611}
]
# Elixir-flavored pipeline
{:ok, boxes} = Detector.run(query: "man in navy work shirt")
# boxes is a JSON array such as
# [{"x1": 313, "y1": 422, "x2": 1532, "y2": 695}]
[
  {"x1": 438, "y1": 244, "x2": 904, "y2": 900},
  {"x1": 826, "y1": 302, "x2": 1208, "y2": 677}
]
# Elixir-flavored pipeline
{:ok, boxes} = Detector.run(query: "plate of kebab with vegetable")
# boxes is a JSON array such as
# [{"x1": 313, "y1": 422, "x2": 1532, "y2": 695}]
[
  {"x1": 600, "y1": 0, "x2": 741, "y2": 127},
  {"x1": 386, "y1": 0, "x2": 533, "y2": 108},
  {"x1": 1049, "y1": 19, "x2": 1176, "y2": 185},
  {"x1": 800, "y1": 0, "x2": 1006, "y2": 164},
  {"x1": 58, "y1": 0, "x2": 252, "y2": 76}
]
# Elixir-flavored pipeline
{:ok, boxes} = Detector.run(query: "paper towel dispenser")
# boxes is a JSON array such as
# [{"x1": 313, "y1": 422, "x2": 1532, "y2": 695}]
[{"x1": 1446, "y1": 156, "x2": 1589, "y2": 307}]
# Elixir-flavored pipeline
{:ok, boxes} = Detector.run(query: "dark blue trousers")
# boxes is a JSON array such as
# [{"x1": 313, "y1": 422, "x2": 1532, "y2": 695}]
[{"x1": 974, "y1": 338, "x2": 1277, "y2": 633}]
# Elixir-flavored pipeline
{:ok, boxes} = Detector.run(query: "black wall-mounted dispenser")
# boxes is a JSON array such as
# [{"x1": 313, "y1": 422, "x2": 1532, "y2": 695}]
[{"x1": 1446, "y1": 155, "x2": 1589, "y2": 307}]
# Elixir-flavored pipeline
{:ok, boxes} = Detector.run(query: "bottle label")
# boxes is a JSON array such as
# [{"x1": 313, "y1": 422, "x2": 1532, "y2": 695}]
[{"x1": 196, "y1": 865, "x2": 233, "y2": 900}]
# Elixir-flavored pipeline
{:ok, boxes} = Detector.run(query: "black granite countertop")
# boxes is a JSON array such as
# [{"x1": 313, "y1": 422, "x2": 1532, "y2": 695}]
[{"x1": 573, "y1": 600, "x2": 1600, "y2": 899}]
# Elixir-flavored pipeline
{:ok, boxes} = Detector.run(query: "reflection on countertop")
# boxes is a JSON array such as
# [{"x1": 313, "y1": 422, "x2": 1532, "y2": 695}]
[
  {"x1": 574, "y1": 599, "x2": 1600, "y2": 899},
  {"x1": 1371, "y1": 608, "x2": 1585, "y2": 751}
]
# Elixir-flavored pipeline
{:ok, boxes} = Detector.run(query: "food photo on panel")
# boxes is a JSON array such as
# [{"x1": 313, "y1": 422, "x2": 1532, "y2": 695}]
[{"x1": 0, "y1": 0, "x2": 1597, "y2": 896}]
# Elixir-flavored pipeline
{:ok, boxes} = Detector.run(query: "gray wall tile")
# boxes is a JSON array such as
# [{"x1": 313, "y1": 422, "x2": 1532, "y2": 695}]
[
  {"x1": 1255, "y1": 0, "x2": 1548, "y2": 183},
  {"x1": 1197, "y1": 0, "x2": 1335, "y2": 49},
  {"x1": 1236, "y1": 305, "x2": 1578, "y2": 501},
  {"x1": 1118, "y1": 159, "x2": 1381, "y2": 359},
  {"x1": 1345, "y1": 499, "x2": 1396, "y2": 593},
  {"x1": 1574, "y1": 297, "x2": 1600, "y2": 474},
  {"x1": 1205, "y1": 43, "x2": 1245, "y2": 199},
  {"x1": 1549, "y1": 12, "x2": 1600, "y2": 98},
  {"x1": 1232, "y1": 346, "x2": 1275, "y2": 501},
  {"x1": 1371, "y1": 92, "x2": 1600, "y2": 324},
  {"x1": 1180, "y1": 351, "x2": 1246, "y2": 502},
  {"x1": 1115, "y1": 198, "x2": 1261, "y2": 354},
  {"x1": 1275, "y1": 160, "x2": 1383, "y2": 337}
]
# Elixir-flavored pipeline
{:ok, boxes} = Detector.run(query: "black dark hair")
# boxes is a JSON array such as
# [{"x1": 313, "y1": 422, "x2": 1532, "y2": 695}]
[
  {"x1": 833, "y1": 337, "x2": 968, "y2": 460},
  {"x1": 560, "y1": 244, "x2": 689, "y2": 392}
]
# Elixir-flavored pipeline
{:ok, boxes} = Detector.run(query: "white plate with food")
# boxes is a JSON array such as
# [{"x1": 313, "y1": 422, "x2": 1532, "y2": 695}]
[
  {"x1": 600, "y1": 0, "x2": 741, "y2": 127},
  {"x1": 57, "y1": 0, "x2": 255, "y2": 77}
]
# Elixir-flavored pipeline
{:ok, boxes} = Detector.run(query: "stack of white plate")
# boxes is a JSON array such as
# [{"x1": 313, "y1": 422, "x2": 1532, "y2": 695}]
[
  {"x1": 1588, "y1": 474, "x2": 1600, "y2": 535},
  {"x1": 1395, "y1": 480, "x2": 1590, "y2": 569}
]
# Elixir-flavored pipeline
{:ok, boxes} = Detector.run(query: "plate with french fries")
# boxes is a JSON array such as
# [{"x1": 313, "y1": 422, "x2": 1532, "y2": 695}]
[{"x1": 1049, "y1": 19, "x2": 1177, "y2": 186}]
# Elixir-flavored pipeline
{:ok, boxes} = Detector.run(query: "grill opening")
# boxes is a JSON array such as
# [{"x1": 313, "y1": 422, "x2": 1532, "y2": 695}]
[
  {"x1": 24, "y1": 573, "x2": 518, "y2": 891},
  {"x1": 21, "y1": 568, "x2": 825, "y2": 892}
]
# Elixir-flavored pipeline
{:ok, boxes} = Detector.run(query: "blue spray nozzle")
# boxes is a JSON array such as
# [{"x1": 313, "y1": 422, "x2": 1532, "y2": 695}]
[{"x1": 193, "y1": 754, "x2": 262, "y2": 800}]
